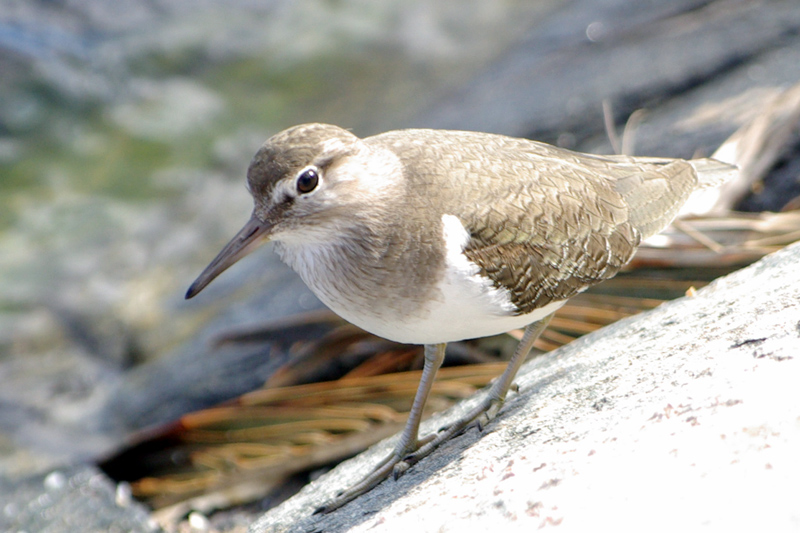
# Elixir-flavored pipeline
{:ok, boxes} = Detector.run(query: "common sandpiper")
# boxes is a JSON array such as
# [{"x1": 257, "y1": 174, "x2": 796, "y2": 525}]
[{"x1": 186, "y1": 123, "x2": 735, "y2": 512}]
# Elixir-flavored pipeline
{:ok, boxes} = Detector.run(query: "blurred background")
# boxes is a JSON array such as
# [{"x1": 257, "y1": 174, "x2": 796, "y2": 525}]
[{"x1": 2, "y1": 0, "x2": 799, "y2": 531}]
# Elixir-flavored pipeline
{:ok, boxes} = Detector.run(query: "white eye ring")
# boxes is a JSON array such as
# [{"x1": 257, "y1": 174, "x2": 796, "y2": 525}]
[{"x1": 295, "y1": 167, "x2": 320, "y2": 195}]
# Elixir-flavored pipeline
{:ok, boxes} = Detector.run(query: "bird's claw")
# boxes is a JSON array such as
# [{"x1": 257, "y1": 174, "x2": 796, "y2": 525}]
[{"x1": 392, "y1": 460, "x2": 411, "y2": 480}]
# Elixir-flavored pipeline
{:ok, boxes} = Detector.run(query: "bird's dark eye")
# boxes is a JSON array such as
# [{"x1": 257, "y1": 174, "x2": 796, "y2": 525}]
[{"x1": 296, "y1": 168, "x2": 319, "y2": 194}]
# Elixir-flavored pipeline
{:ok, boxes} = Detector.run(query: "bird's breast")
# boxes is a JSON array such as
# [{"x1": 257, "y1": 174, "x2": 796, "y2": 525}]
[{"x1": 274, "y1": 215, "x2": 563, "y2": 345}]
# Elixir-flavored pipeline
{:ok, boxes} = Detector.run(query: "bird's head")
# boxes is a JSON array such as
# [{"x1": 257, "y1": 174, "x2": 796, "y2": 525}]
[{"x1": 186, "y1": 123, "x2": 402, "y2": 299}]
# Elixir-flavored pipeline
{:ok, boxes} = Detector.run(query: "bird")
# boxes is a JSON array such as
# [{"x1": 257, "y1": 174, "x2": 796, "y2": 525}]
[{"x1": 185, "y1": 123, "x2": 735, "y2": 512}]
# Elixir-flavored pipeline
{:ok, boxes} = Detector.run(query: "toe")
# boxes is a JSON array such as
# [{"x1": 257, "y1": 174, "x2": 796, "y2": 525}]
[{"x1": 392, "y1": 460, "x2": 411, "y2": 480}]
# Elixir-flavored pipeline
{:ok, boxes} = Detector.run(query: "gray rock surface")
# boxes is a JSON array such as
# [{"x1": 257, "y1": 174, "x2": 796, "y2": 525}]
[
  {"x1": 252, "y1": 240, "x2": 800, "y2": 532},
  {"x1": 0, "y1": 465, "x2": 158, "y2": 533}
]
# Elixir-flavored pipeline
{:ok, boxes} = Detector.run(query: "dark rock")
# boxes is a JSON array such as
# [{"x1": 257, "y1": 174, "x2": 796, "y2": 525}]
[{"x1": 414, "y1": 0, "x2": 800, "y2": 157}]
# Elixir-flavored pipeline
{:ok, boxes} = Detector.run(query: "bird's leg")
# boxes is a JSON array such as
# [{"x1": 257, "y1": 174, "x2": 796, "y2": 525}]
[
  {"x1": 317, "y1": 315, "x2": 552, "y2": 513},
  {"x1": 316, "y1": 342, "x2": 446, "y2": 513},
  {"x1": 401, "y1": 314, "x2": 553, "y2": 468}
]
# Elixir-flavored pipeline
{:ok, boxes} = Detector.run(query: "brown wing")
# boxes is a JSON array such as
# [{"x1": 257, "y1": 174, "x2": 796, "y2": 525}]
[
  {"x1": 459, "y1": 154, "x2": 646, "y2": 314},
  {"x1": 374, "y1": 129, "x2": 699, "y2": 314}
]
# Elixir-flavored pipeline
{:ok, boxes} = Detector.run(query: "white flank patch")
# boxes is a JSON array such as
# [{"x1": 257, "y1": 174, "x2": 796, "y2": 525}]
[
  {"x1": 440, "y1": 214, "x2": 517, "y2": 316},
  {"x1": 380, "y1": 214, "x2": 566, "y2": 344}
]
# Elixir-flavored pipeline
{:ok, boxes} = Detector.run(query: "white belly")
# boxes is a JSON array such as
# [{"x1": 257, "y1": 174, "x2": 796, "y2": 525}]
[
  {"x1": 344, "y1": 295, "x2": 565, "y2": 345},
  {"x1": 279, "y1": 214, "x2": 564, "y2": 345}
]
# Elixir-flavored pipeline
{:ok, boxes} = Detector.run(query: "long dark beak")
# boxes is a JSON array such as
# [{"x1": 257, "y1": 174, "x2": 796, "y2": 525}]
[{"x1": 185, "y1": 215, "x2": 272, "y2": 299}]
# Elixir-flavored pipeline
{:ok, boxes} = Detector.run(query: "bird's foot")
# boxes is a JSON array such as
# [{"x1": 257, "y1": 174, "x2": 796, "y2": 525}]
[
  {"x1": 401, "y1": 394, "x2": 506, "y2": 470},
  {"x1": 314, "y1": 435, "x2": 434, "y2": 514},
  {"x1": 315, "y1": 385, "x2": 517, "y2": 513}
]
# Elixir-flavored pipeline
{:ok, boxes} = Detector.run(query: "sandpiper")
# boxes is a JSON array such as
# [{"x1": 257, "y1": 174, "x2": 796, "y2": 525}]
[{"x1": 186, "y1": 123, "x2": 734, "y2": 512}]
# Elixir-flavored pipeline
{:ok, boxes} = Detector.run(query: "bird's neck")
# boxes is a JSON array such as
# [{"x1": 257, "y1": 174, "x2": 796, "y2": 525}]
[
  {"x1": 274, "y1": 210, "x2": 445, "y2": 327},
  {"x1": 274, "y1": 220, "x2": 397, "y2": 288}
]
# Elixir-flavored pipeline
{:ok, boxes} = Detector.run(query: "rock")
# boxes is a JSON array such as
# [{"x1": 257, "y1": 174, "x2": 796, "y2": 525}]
[
  {"x1": 0, "y1": 465, "x2": 158, "y2": 533},
  {"x1": 251, "y1": 240, "x2": 800, "y2": 532},
  {"x1": 414, "y1": 0, "x2": 800, "y2": 157}
]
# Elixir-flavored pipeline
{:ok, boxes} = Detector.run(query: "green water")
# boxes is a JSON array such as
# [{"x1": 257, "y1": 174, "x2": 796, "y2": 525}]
[{"x1": 0, "y1": 46, "x2": 452, "y2": 230}]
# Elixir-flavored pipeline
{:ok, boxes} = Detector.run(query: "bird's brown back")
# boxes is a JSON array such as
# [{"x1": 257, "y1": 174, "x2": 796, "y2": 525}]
[{"x1": 371, "y1": 129, "x2": 701, "y2": 314}]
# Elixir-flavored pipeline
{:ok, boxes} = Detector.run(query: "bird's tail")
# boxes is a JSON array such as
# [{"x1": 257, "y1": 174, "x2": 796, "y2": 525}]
[
  {"x1": 687, "y1": 158, "x2": 739, "y2": 190},
  {"x1": 676, "y1": 158, "x2": 739, "y2": 218}
]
